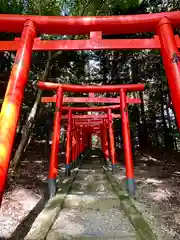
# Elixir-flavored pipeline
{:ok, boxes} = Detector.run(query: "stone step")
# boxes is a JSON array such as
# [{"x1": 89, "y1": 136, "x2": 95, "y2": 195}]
[
  {"x1": 77, "y1": 169, "x2": 102, "y2": 174},
  {"x1": 79, "y1": 164, "x2": 101, "y2": 169},
  {"x1": 46, "y1": 208, "x2": 137, "y2": 240},
  {"x1": 46, "y1": 237, "x2": 137, "y2": 240},
  {"x1": 71, "y1": 180, "x2": 113, "y2": 192},
  {"x1": 75, "y1": 173, "x2": 107, "y2": 181},
  {"x1": 63, "y1": 193, "x2": 120, "y2": 210}
]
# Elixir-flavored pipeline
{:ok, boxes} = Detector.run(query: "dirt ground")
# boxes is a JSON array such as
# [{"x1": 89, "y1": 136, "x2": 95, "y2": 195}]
[
  {"x1": 1, "y1": 144, "x2": 180, "y2": 239},
  {"x1": 116, "y1": 147, "x2": 180, "y2": 240},
  {"x1": 0, "y1": 142, "x2": 60, "y2": 239}
]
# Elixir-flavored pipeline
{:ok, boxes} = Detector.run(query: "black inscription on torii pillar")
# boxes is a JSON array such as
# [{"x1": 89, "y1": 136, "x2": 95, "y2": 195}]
[
  {"x1": 124, "y1": 107, "x2": 128, "y2": 112},
  {"x1": 171, "y1": 52, "x2": 180, "y2": 64}
]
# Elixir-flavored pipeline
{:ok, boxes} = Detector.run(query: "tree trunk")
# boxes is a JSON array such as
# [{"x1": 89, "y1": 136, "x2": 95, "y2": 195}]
[
  {"x1": 160, "y1": 83, "x2": 174, "y2": 149},
  {"x1": 151, "y1": 112, "x2": 159, "y2": 147},
  {"x1": 155, "y1": 130, "x2": 160, "y2": 148},
  {"x1": 13, "y1": 52, "x2": 52, "y2": 169},
  {"x1": 166, "y1": 95, "x2": 172, "y2": 129},
  {"x1": 131, "y1": 58, "x2": 148, "y2": 148}
]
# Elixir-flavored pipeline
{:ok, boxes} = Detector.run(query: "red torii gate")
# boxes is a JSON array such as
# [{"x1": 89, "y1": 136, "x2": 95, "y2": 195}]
[
  {"x1": 62, "y1": 114, "x2": 120, "y2": 169},
  {"x1": 39, "y1": 81, "x2": 144, "y2": 197},
  {"x1": 0, "y1": 11, "x2": 180, "y2": 203}
]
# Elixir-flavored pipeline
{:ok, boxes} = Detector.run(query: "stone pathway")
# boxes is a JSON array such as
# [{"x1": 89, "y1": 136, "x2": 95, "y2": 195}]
[{"x1": 46, "y1": 154, "x2": 139, "y2": 239}]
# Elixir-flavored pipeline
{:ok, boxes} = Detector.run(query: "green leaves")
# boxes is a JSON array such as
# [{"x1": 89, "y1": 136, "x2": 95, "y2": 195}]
[
  {"x1": 25, "y1": 0, "x2": 63, "y2": 16},
  {"x1": 67, "y1": 0, "x2": 144, "y2": 16},
  {"x1": 0, "y1": 0, "x2": 24, "y2": 14},
  {"x1": 0, "y1": 0, "x2": 63, "y2": 16}
]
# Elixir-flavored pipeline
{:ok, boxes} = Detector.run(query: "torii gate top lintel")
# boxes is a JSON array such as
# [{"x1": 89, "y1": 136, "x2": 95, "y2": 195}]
[{"x1": 0, "y1": 11, "x2": 180, "y2": 35}]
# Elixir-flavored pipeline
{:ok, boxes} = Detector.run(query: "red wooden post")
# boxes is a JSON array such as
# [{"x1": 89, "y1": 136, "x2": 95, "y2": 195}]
[
  {"x1": 88, "y1": 127, "x2": 92, "y2": 149},
  {"x1": 78, "y1": 127, "x2": 82, "y2": 162},
  {"x1": 103, "y1": 120, "x2": 110, "y2": 163},
  {"x1": 82, "y1": 128, "x2": 85, "y2": 153},
  {"x1": 86, "y1": 126, "x2": 90, "y2": 149},
  {"x1": 157, "y1": 17, "x2": 180, "y2": 129},
  {"x1": 83, "y1": 127, "x2": 86, "y2": 150},
  {"x1": 86, "y1": 126, "x2": 89, "y2": 149},
  {"x1": 79, "y1": 125, "x2": 84, "y2": 155},
  {"x1": 87, "y1": 126, "x2": 91, "y2": 149},
  {"x1": 108, "y1": 109, "x2": 116, "y2": 173},
  {"x1": 76, "y1": 128, "x2": 80, "y2": 163},
  {"x1": 65, "y1": 109, "x2": 72, "y2": 176},
  {"x1": 48, "y1": 87, "x2": 63, "y2": 197},
  {"x1": 75, "y1": 128, "x2": 78, "y2": 164},
  {"x1": 100, "y1": 123, "x2": 108, "y2": 165},
  {"x1": 100, "y1": 124, "x2": 105, "y2": 154},
  {"x1": 72, "y1": 120, "x2": 76, "y2": 168},
  {"x1": 0, "y1": 20, "x2": 36, "y2": 204},
  {"x1": 120, "y1": 89, "x2": 135, "y2": 196}
]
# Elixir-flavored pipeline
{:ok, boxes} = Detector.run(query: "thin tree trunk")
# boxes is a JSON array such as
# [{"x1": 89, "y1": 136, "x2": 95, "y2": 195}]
[
  {"x1": 13, "y1": 52, "x2": 52, "y2": 169},
  {"x1": 155, "y1": 130, "x2": 159, "y2": 148},
  {"x1": 160, "y1": 86, "x2": 167, "y2": 129},
  {"x1": 166, "y1": 94, "x2": 172, "y2": 129},
  {"x1": 165, "y1": 93, "x2": 177, "y2": 150},
  {"x1": 131, "y1": 58, "x2": 148, "y2": 147},
  {"x1": 139, "y1": 92, "x2": 148, "y2": 137},
  {"x1": 152, "y1": 113, "x2": 159, "y2": 147},
  {"x1": 160, "y1": 83, "x2": 174, "y2": 149},
  {"x1": 174, "y1": 138, "x2": 178, "y2": 151}
]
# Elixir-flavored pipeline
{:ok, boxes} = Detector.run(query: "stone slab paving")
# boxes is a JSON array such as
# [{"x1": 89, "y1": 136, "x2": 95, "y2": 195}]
[
  {"x1": 25, "y1": 152, "x2": 156, "y2": 240},
  {"x1": 46, "y1": 157, "x2": 138, "y2": 239},
  {"x1": 46, "y1": 208, "x2": 137, "y2": 239},
  {"x1": 71, "y1": 180, "x2": 113, "y2": 192}
]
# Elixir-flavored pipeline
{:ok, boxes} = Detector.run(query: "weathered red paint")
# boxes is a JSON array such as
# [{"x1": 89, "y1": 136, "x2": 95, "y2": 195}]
[
  {"x1": 157, "y1": 17, "x2": 180, "y2": 129},
  {"x1": 0, "y1": 20, "x2": 36, "y2": 203},
  {"x1": 120, "y1": 89, "x2": 134, "y2": 179},
  {"x1": 49, "y1": 87, "x2": 63, "y2": 179}
]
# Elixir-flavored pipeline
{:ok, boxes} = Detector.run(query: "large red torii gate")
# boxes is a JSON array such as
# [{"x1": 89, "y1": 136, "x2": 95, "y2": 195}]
[{"x1": 0, "y1": 11, "x2": 180, "y2": 203}]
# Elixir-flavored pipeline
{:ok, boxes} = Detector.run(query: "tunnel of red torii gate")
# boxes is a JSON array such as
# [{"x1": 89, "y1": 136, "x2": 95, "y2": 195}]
[
  {"x1": 0, "y1": 11, "x2": 180, "y2": 203},
  {"x1": 38, "y1": 81, "x2": 144, "y2": 197}
]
